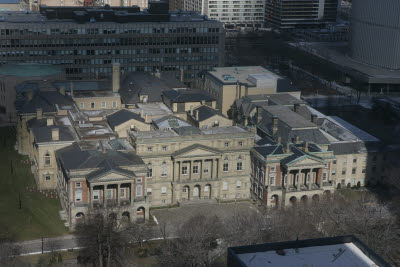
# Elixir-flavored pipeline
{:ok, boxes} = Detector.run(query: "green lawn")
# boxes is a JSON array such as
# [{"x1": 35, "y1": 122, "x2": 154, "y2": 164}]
[{"x1": 0, "y1": 127, "x2": 69, "y2": 241}]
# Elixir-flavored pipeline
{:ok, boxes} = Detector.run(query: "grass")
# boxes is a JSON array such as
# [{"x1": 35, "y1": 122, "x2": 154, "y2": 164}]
[
  {"x1": 0, "y1": 127, "x2": 69, "y2": 241},
  {"x1": 16, "y1": 250, "x2": 79, "y2": 266}
]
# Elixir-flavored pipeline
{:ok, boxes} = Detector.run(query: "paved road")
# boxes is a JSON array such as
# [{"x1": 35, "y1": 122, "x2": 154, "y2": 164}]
[{"x1": 17, "y1": 235, "x2": 79, "y2": 256}]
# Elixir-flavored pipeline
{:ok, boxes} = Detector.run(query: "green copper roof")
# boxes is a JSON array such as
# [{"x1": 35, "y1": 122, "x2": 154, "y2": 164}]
[{"x1": 0, "y1": 63, "x2": 63, "y2": 77}]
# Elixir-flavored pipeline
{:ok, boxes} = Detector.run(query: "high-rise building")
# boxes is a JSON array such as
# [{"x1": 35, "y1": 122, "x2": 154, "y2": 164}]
[
  {"x1": 0, "y1": 3, "x2": 225, "y2": 82},
  {"x1": 171, "y1": 0, "x2": 265, "y2": 28},
  {"x1": 265, "y1": 0, "x2": 340, "y2": 29}
]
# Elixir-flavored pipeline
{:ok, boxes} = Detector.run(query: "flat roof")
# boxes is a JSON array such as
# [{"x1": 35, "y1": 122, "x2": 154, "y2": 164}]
[
  {"x1": 0, "y1": 63, "x2": 63, "y2": 77},
  {"x1": 291, "y1": 42, "x2": 400, "y2": 84},
  {"x1": 237, "y1": 243, "x2": 377, "y2": 267},
  {"x1": 263, "y1": 105, "x2": 316, "y2": 129},
  {"x1": 207, "y1": 66, "x2": 281, "y2": 86}
]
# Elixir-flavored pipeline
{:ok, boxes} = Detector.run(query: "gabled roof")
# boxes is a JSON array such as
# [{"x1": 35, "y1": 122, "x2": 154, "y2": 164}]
[
  {"x1": 16, "y1": 91, "x2": 73, "y2": 114},
  {"x1": 31, "y1": 125, "x2": 75, "y2": 143},
  {"x1": 152, "y1": 115, "x2": 191, "y2": 129},
  {"x1": 253, "y1": 145, "x2": 285, "y2": 158},
  {"x1": 106, "y1": 109, "x2": 145, "y2": 129},
  {"x1": 163, "y1": 89, "x2": 215, "y2": 103},
  {"x1": 171, "y1": 144, "x2": 221, "y2": 158},
  {"x1": 86, "y1": 159, "x2": 136, "y2": 182},
  {"x1": 281, "y1": 145, "x2": 325, "y2": 167},
  {"x1": 190, "y1": 105, "x2": 226, "y2": 122}
]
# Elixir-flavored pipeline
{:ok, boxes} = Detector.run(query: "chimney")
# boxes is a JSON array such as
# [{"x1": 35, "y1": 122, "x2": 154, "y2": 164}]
[
  {"x1": 59, "y1": 86, "x2": 66, "y2": 96},
  {"x1": 52, "y1": 128, "x2": 59, "y2": 141},
  {"x1": 277, "y1": 137, "x2": 281, "y2": 144},
  {"x1": 180, "y1": 69, "x2": 184, "y2": 83},
  {"x1": 112, "y1": 63, "x2": 121, "y2": 93},
  {"x1": 190, "y1": 106, "x2": 194, "y2": 116},
  {"x1": 27, "y1": 88, "x2": 33, "y2": 101},
  {"x1": 155, "y1": 70, "x2": 161, "y2": 79},
  {"x1": 304, "y1": 141, "x2": 309, "y2": 152},
  {"x1": 294, "y1": 104, "x2": 300, "y2": 113},
  {"x1": 36, "y1": 108, "x2": 43, "y2": 120},
  {"x1": 195, "y1": 110, "x2": 199, "y2": 121},
  {"x1": 311, "y1": 114, "x2": 318, "y2": 124},
  {"x1": 70, "y1": 82, "x2": 74, "y2": 97},
  {"x1": 256, "y1": 106, "x2": 263, "y2": 124},
  {"x1": 285, "y1": 143, "x2": 290, "y2": 153},
  {"x1": 102, "y1": 146, "x2": 106, "y2": 154},
  {"x1": 47, "y1": 117, "x2": 54, "y2": 126},
  {"x1": 272, "y1": 116, "x2": 278, "y2": 135},
  {"x1": 294, "y1": 135, "x2": 300, "y2": 144},
  {"x1": 245, "y1": 85, "x2": 248, "y2": 96}
]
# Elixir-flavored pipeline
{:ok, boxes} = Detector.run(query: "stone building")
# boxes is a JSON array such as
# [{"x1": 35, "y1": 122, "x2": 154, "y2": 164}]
[
  {"x1": 130, "y1": 126, "x2": 254, "y2": 207},
  {"x1": 186, "y1": 104, "x2": 232, "y2": 129},
  {"x1": 196, "y1": 66, "x2": 299, "y2": 117},
  {"x1": 106, "y1": 109, "x2": 150, "y2": 138},
  {"x1": 162, "y1": 89, "x2": 216, "y2": 113},
  {"x1": 56, "y1": 143, "x2": 149, "y2": 229}
]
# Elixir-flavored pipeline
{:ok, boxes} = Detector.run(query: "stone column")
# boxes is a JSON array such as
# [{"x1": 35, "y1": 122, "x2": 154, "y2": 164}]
[
  {"x1": 189, "y1": 161, "x2": 192, "y2": 180},
  {"x1": 117, "y1": 184, "x2": 121, "y2": 206},
  {"x1": 213, "y1": 159, "x2": 218, "y2": 179},
  {"x1": 297, "y1": 169, "x2": 301, "y2": 191},
  {"x1": 131, "y1": 182, "x2": 134, "y2": 205},
  {"x1": 90, "y1": 185, "x2": 93, "y2": 208},
  {"x1": 200, "y1": 159, "x2": 204, "y2": 180},
  {"x1": 104, "y1": 184, "x2": 107, "y2": 207}
]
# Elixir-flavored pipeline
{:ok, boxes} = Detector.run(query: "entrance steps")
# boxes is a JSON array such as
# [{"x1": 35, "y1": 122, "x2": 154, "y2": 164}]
[{"x1": 180, "y1": 199, "x2": 218, "y2": 206}]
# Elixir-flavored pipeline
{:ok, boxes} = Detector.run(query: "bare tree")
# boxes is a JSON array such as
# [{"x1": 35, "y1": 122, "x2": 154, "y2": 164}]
[
  {"x1": 156, "y1": 214, "x2": 223, "y2": 267},
  {"x1": 75, "y1": 208, "x2": 131, "y2": 267},
  {"x1": 0, "y1": 233, "x2": 21, "y2": 266}
]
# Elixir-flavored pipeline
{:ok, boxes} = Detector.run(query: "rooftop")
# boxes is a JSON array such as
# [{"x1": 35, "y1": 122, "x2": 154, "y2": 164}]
[
  {"x1": 263, "y1": 105, "x2": 316, "y2": 129},
  {"x1": 163, "y1": 89, "x2": 215, "y2": 103},
  {"x1": 207, "y1": 66, "x2": 281, "y2": 86},
  {"x1": 228, "y1": 235, "x2": 389, "y2": 267},
  {"x1": 201, "y1": 126, "x2": 248, "y2": 135},
  {"x1": 152, "y1": 115, "x2": 191, "y2": 129},
  {"x1": 106, "y1": 109, "x2": 145, "y2": 130},
  {"x1": 189, "y1": 105, "x2": 225, "y2": 122}
]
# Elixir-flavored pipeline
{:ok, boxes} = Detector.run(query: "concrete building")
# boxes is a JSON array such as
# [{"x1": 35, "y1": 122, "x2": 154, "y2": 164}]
[
  {"x1": 265, "y1": 0, "x2": 340, "y2": 29},
  {"x1": 196, "y1": 66, "x2": 299, "y2": 117},
  {"x1": 228, "y1": 235, "x2": 390, "y2": 267},
  {"x1": 0, "y1": 0, "x2": 23, "y2": 11},
  {"x1": 130, "y1": 125, "x2": 254, "y2": 207},
  {"x1": 0, "y1": 4, "x2": 225, "y2": 82},
  {"x1": 171, "y1": 0, "x2": 265, "y2": 28},
  {"x1": 30, "y1": 0, "x2": 149, "y2": 12}
]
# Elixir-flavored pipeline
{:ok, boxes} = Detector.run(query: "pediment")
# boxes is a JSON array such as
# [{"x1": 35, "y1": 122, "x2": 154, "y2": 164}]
[
  {"x1": 87, "y1": 169, "x2": 134, "y2": 182},
  {"x1": 172, "y1": 145, "x2": 221, "y2": 159},
  {"x1": 288, "y1": 156, "x2": 325, "y2": 167}
]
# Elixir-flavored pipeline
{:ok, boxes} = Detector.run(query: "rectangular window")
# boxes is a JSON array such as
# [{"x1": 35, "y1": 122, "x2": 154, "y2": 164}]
[
  {"x1": 237, "y1": 162, "x2": 242, "y2": 171},
  {"x1": 182, "y1": 165, "x2": 188, "y2": 175},
  {"x1": 236, "y1": 181, "x2": 242, "y2": 188},
  {"x1": 343, "y1": 158, "x2": 347, "y2": 164},
  {"x1": 162, "y1": 146, "x2": 167, "y2": 151},
  {"x1": 45, "y1": 175, "x2": 51, "y2": 181},
  {"x1": 332, "y1": 169, "x2": 336, "y2": 176},
  {"x1": 353, "y1": 158, "x2": 357, "y2": 163},
  {"x1": 107, "y1": 189, "x2": 113, "y2": 199},
  {"x1": 101, "y1": 101, "x2": 106, "y2": 108},
  {"x1": 342, "y1": 169, "x2": 346, "y2": 175},
  {"x1": 363, "y1": 156, "x2": 367, "y2": 162},
  {"x1": 93, "y1": 190, "x2": 99, "y2": 200},
  {"x1": 224, "y1": 142, "x2": 229, "y2": 147},
  {"x1": 323, "y1": 173, "x2": 327, "y2": 181},
  {"x1": 204, "y1": 162, "x2": 209, "y2": 173},
  {"x1": 223, "y1": 163, "x2": 229, "y2": 172},
  {"x1": 333, "y1": 159, "x2": 337, "y2": 164},
  {"x1": 238, "y1": 141, "x2": 243, "y2": 146},
  {"x1": 136, "y1": 178, "x2": 142, "y2": 183},
  {"x1": 120, "y1": 188, "x2": 125, "y2": 198},
  {"x1": 193, "y1": 165, "x2": 199, "y2": 174},
  {"x1": 222, "y1": 181, "x2": 228, "y2": 190},
  {"x1": 147, "y1": 147, "x2": 153, "y2": 152},
  {"x1": 362, "y1": 169, "x2": 366, "y2": 174},
  {"x1": 270, "y1": 166, "x2": 276, "y2": 172},
  {"x1": 75, "y1": 191, "x2": 82, "y2": 202},
  {"x1": 75, "y1": 182, "x2": 81, "y2": 188},
  {"x1": 147, "y1": 188, "x2": 152, "y2": 195},
  {"x1": 112, "y1": 101, "x2": 117, "y2": 108},
  {"x1": 136, "y1": 184, "x2": 143, "y2": 197},
  {"x1": 91, "y1": 102, "x2": 95, "y2": 109},
  {"x1": 352, "y1": 168, "x2": 356, "y2": 174},
  {"x1": 161, "y1": 187, "x2": 167, "y2": 195},
  {"x1": 80, "y1": 102, "x2": 84, "y2": 109},
  {"x1": 269, "y1": 175, "x2": 275, "y2": 186}
]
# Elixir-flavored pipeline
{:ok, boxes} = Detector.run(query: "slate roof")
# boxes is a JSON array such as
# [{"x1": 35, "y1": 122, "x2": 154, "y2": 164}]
[
  {"x1": 106, "y1": 109, "x2": 145, "y2": 130},
  {"x1": 171, "y1": 144, "x2": 221, "y2": 157},
  {"x1": 16, "y1": 91, "x2": 74, "y2": 114},
  {"x1": 163, "y1": 89, "x2": 215, "y2": 103},
  {"x1": 119, "y1": 72, "x2": 185, "y2": 104},
  {"x1": 253, "y1": 145, "x2": 285, "y2": 158},
  {"x1": 31, "y1": 125, "x2": 75, "y2": 143},
  {"x1": 276, "y1": 79, "x2": 298, "y2": 93},
  {"x1": 173, "y1": 126, "x2": 202, "y2": 136},
  {"x1": 328, "y1": 141, "x2": 383, "y2": 155},
  {"x1": 190, "y1": 105, "x2": 225, "y2": 122},
  {"x1": 56, "y1": 143, "x2": 144, "y2": 173},
  {"x1": 280, "y1": 145, "x2": 324, "y2": 166},
  {"x1": 256, "y1": 136, "x2": 277, "y2": 146}
]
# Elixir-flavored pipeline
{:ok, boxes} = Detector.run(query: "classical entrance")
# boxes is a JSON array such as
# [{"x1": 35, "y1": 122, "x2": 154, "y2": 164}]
[
  {"x1": 193, "y1": 185, "x2": 201, "y2": 199},
  {"x1": 204, "y1": 184, "x2": 212, "y2": 199}
]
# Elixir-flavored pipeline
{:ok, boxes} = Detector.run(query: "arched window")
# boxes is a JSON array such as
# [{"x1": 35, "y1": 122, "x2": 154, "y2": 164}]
[
  {"x1": 44, "y1": 152, "x2": 51, "y2": 165},
  {"x1": 147, "y1": 163, "x2": 152, "y2": 178},
  {"x1": 237, "y1": 156, "x2": 243, "y2": 171},
  {"x1": 223, "y1": 157, "x2": 229, "y2": 172},
  {"x1": 161, "y1": 162, "x2": 167, "y2": 177}
]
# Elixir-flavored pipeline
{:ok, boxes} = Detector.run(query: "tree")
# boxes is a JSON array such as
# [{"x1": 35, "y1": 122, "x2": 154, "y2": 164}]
[
  {"x1": 75, "y1": 209, "x2": 131, "y2": 267},
  {"x1": 156, "y1": 214, "x2": 223, "y2": 267},
  {"x1": 0, "y1": 233, "x2": 21, "y2": 266}
]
